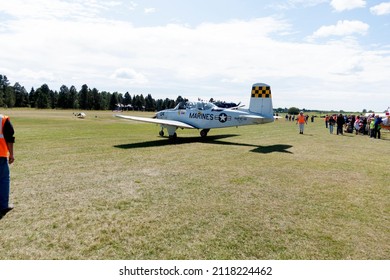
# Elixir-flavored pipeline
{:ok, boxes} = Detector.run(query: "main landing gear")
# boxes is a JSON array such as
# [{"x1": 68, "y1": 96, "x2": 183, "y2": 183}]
[
  {"x1": 159, "y1": 128, "x2": 209, "y2": 139},
  {"x1": 200, "y1": 129, "x2": 210, "y2": 138},
  {"x1": 168, "y1": 133, "x2": 177, "y2": 140},
  {"x1": 159, "y1": 129, "x2": 177, "y2": 140}
]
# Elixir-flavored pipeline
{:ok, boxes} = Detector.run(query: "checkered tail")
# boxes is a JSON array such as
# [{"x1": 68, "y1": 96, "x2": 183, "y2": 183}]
[{"x1": 249, "y1": 83, "x2": 274, "y2": 117}]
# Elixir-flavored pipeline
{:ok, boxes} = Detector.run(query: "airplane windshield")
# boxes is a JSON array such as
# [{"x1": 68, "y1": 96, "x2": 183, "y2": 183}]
[
  {"x1": 173, "y1": 101, "x2": 215, "y2": 110},
  {"x1": 191, "y1": 101, "x2": 214, "y2": 110}
]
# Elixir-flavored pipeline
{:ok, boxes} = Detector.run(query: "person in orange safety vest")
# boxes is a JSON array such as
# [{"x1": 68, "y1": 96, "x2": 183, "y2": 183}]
[
  {"x1": 296, "y1": 111, "x2": 307, "y2": 134},
  {"x1": 0, "y1": 114, "x2": 15, "y2": 220}
]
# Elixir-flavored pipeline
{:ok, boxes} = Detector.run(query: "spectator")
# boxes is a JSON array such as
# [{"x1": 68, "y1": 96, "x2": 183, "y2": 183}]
[
  {"x1": 336, "y1": 114, "x2": 344, "y2": 135},
  {"x1": 354, "y1": 116, "x2": 361, "y2": 135},
  {"x1": 369, "y1": 115, "x2": 376, "y2": 138},
  {"x1": 296, "y1": 111, "x2": 307, "y2": 134},
  {"x1": 374, "y1": 115, "x2": 383, "y2": 139},
  {"x1": 325, "y1": 115, "x2": 329, "y2": 128},
  {"x1": 328, "y1": 115, "x2": 336, "y2": 134},
  {"x1": 0, "y1": 114, "x2": 15, "y2": 220}
]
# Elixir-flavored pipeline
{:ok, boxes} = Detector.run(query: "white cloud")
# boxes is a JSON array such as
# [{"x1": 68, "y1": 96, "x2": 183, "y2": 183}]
[
  {"x1": 18, "y1": 69, "x2": 57, "y2": 83},
  {"x1": 330, "y1": 0, "x2": 366, "y2": 12},
  {"x1": 309, "y1": 20, "x2": 369, "y2": 39},
  {"x1": 0, "y1": 0, "x2": 104, "y2": 20},
  {"x1": 111, "y1": 68, "x2": 148, "y2": 84},
  {"x1": 370, "y1": 2, "x2": 390, "y2": 15},
  {"x1": 144, "y1": 8, "x2": 156, "y2": 14},
  {"x1": 273, "y1": 0, "x2": 328, "y2": 10},
  {"x1": 128, "y1": 1, "x2": 138, "y2": 11}
]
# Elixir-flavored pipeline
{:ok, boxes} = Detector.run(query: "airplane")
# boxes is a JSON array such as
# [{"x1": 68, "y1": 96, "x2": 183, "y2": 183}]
[{"x1": 115, "y1": 83, "x2": 276, "y2": 139}]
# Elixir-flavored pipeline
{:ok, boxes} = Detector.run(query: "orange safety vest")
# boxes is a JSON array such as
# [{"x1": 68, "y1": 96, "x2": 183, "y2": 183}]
[
  {"x1": 297, "y1": 115, "x2": 306, "y2": 124},
  {"x1": 0, "y1": 115, "x2": 10, "y2": 157}
]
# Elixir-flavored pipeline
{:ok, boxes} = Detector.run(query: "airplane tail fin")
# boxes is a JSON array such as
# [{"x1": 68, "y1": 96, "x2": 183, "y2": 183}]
[{"x1": 249, "y1": 83, "x2": 274, "y2": 118}]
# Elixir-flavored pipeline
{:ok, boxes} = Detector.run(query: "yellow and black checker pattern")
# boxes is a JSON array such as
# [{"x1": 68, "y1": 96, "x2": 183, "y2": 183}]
[{"x1": 251, "y1": 86, "x2": 271, "y2": 98}]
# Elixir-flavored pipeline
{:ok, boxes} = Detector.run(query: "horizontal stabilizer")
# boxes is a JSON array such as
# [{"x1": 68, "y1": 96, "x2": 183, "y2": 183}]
[
  {"x1": 115, "y1": 114, "x2": 196, "y2": 129},
  {"x1": 239, "y1": 114, "x2": 264, "y2": 120},
  {"x1": 239, "y1": 114, "x2": 274, "y2": 124}
]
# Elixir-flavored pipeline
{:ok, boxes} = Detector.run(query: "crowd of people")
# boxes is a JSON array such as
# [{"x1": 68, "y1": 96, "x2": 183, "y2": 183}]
[
  {"x1": 324, "y1": 113, "x2": 386, "y2": 139},
  {"x1": 284, "y1": 111, "x2": 388, "y2": 139}
]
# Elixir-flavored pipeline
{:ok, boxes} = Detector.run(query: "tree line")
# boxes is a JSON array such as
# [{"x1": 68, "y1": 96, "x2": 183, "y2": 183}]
[
  {"x1": 5, "y1": 74, "x2": 355, "y2": 114},
  {"x1": 0, "y1": 74, "x2": 185, "y2": 111}
]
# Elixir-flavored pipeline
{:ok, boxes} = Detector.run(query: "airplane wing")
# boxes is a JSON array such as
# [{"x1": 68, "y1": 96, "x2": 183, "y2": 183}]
[{"x1": 115, "y1": 114, "x2": 196, "y2": 129}]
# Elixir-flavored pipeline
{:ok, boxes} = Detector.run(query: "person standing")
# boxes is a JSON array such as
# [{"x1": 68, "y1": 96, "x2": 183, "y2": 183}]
[
  {"x1": 336, "y1": 113, "x2": 344, "y2": 135},
  {"x1": 374, "y1": 115, "x2": 383, "y2": 139},
  {"x1": 354, "y1": 116, "x2": 361, "y2": 135},
  {"x1": 369, "y1": 115, "x2": 376, "y2": 138},
  {"x1": 328, "y1": 115, "x2": 336, "y2": 134},
  {"x1": 0, "y1": 114, "x2": 15, "y2": 219},
  {"x1": 296, "y1": 111, "x2": 307, "y2": 134},
  {"x1": 325, "y1": 114, "x2": 329, "y2": 128}
]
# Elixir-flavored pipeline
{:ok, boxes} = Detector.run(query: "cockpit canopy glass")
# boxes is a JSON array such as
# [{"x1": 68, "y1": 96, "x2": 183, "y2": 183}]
[{"x1": 174, "y1": 101, "x2": 215, "y2": 111}]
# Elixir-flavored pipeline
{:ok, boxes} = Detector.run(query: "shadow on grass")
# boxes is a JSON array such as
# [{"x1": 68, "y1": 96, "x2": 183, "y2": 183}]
[{"x1": 114, "y1": 134, "x2": 293, "y2": 154}]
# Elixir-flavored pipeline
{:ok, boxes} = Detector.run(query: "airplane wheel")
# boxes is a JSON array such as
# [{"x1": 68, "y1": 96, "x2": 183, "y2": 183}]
[
  {"x1": 200, "y1": 129, "x2": 209, "y2": 138},
  {"x1": 169, "y1": 133, "x2": 177, "y2": 140},
  {"x1": 159, "y1": 130, "x2": 164, "y2": 137}
]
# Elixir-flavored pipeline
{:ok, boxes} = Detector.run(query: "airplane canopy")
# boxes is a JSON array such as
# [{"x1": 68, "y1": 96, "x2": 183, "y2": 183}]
[{"x1": 174, "y1": 101, "x2": 216, "y2": 111}]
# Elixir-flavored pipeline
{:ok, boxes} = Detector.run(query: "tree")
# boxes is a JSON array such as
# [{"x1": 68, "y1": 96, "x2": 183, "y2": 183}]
[
  {"x1": 288, "y1": 107, "x2": 300, "y2": 115},
  {"x1": 49, "y1": 90, "x2": 58, "y2": 109},
  {"x1": 100, "y1": 91, "x2": 110, "y2": 110},
  {"x1": 68, "y1": 86, "x2": 78, "y2": 109},
  {"x1": 162, "y1": 98, "x2": 175, "y2": 109},
  {"x1": 36, "y1": 84, "x2": 50, "y2": 109},
  {"x1": 124, "y1": 92, "x2": 131, "y2": 106},
  {"x1": 4, "y1": 86, "x2": 15, "y2": 108},
  {"x1": 134, "y1": 94, "x2": 145, "y2": 111},
  {"x1": 138, "y1": 94, "x2": 145, "y2": 110},
  {"x1": 13, "y1": 83, "x2": 29, "y2": 107},
  {"x1": 29, "y1": 87, "x2": 36, "y2": 108},
  {"x1": 58, "y1": 85, "x2": 69, "y2": 109},
  {"x1": 91, "y1": 88, "x2": 102, "y2": 110},
  {"x1": 156, "y1": 99, "x2": 164, "y2": 111},
  {"x1": 145, "y1": 94, "x2": 156, "y2": 111},
  {"x1": 79, "y1": 84, "x2": 89, "y2": 110},
  {"x1": 0, "y1": 75, "x2": 10, "y2": 107},
  {"x1": 109, "y1": 92, "x2": 119, "y2": 110}
]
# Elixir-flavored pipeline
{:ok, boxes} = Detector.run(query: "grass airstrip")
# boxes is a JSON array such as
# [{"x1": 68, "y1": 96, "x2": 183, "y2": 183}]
[{"x1": 0, "y1": 109, "x2": 389, "y2": 259}]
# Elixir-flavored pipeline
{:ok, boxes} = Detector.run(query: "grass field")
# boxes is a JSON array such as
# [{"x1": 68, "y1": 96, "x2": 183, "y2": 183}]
[{"x1": 0, "y1": 109, "x2": 389, "y2": 260}]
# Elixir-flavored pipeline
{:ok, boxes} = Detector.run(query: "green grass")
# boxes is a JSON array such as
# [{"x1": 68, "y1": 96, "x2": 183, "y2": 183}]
[{"x1": 0, "y1": 109, "x2": 389, "y2": 259}]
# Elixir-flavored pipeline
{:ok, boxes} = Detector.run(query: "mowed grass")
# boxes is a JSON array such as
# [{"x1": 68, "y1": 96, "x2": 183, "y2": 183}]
[{"x1": 0, "y1": 109, "x2": 389, "y2": 260}]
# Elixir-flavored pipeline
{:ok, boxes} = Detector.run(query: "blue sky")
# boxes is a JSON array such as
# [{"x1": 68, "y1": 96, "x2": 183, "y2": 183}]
[{"x1": 0, "y1": 0, "x2": 389, "y2": 111}]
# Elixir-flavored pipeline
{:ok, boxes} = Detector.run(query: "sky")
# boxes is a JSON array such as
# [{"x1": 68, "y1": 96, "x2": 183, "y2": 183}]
[{"x1": 0, "y1": 0, "x2": 389, "y2": 111}]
